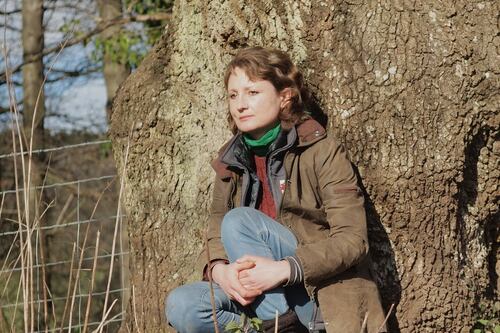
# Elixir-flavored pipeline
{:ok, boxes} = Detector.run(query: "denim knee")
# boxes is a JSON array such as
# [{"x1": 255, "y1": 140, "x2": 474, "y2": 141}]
[
  {"x1": 221, "y1": 207, "x2": 260, "y2": 242},
  {"x1": 165, "y1": 285, "x2": 204, "y2": 331}
]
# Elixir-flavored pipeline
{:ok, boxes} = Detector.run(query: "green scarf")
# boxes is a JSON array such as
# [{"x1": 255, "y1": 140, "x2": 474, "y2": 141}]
[{"x1": 242, "y1": 123, "x2": 281, "y2": 157}]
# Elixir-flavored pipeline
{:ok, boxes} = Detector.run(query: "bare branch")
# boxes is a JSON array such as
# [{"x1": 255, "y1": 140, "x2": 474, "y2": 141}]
[
  {"x1": 0, "y1": 12, "x2": 171, "y2": 82},
  {"x1": 50, "y1": 66, "x2": 100, "y2": 74},
  {"x1": 0, "y1": 23, "x2": 21, "y2": 31},
  {"x1": 45, "y1": 66, "x2": 101, "y2": 82},
  {"x1": 0, "y1": 9, "x2": 21, "y2": 15},
  {"x1": 0, "y1": 100, "x2": 22, "y2": 114},
  {"x1": 1, "y1": 78, "x2": 22, "y2": 86},
  {"x1": 129, "y1": 12, "x2": 171, "y2": 22},
  {"x1": 0, "y1": 105, "x2": 10, "y2": 114}
]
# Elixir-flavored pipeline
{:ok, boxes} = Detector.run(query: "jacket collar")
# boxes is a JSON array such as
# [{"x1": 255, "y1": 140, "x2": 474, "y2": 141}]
[
  {"x1": 211, "y1": 118, "x2": 326, "y2": 179},
  {"x1": 295, "y1": 118, "x2": 326, "y2": 147}
]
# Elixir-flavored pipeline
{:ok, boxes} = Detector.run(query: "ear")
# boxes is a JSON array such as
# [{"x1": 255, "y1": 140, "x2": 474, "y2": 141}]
[{"x1": 280, "y1": 88, "x2": 293, "y2": 109}]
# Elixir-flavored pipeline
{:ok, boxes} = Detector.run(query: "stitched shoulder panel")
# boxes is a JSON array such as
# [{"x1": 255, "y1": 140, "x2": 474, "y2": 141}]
[{"x1": 296, "y1": 119, "x2": 326, "y2": 145}]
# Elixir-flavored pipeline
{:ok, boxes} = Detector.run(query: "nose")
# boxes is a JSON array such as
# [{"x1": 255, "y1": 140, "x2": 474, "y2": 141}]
[{"x1": 235, "y1": 95, "x2": 248, "y2": 112}]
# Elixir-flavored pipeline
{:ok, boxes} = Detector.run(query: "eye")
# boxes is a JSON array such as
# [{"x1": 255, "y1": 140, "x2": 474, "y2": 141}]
[
  {"x1": 228, "y1": 93, "x2": 237, "y2": 99},
  {"x1": 249, "y1": 90, "x2": 259, "y2": 95}
]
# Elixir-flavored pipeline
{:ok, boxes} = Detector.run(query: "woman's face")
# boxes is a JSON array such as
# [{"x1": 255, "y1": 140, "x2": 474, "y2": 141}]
[{"x1": 227, "y1": 67, "x2": 286, "y2": 139}]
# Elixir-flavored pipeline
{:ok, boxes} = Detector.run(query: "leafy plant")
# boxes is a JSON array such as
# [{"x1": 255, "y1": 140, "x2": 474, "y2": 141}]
[
  {"x1": 125, "y1": 0, "x2": 173, "y2": 46},
  {"x1": 472, "y1": 318, "x2": 500, "y2": 333},
  {"x1": 93, "y1": 32, "x2": 145, "y2": 69},
  {"x1": 472, "y1": 302, "x2": 500, "y2": 333},
  {"x1": 225, "y1": 313, "x2": 263, "y2": 333}
]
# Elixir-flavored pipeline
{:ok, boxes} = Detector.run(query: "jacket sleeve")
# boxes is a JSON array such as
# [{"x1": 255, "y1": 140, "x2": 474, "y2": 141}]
[
  {"x1": 197, "y1": 175, "x2": 230, "y2": 279},
  {"x1": 295, "y1": 138, "x2": 369, "y2": 287}
]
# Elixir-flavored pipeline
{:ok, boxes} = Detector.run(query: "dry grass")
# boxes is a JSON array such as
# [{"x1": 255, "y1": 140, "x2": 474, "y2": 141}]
[{"x1": 0, "y1": 8, "x2": 132, "y2": 331}]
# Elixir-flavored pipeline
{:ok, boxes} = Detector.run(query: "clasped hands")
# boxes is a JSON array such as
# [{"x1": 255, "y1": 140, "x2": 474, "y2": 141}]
[{"x1": 211, "y1": 255, "x2": 291, "y2": 306}]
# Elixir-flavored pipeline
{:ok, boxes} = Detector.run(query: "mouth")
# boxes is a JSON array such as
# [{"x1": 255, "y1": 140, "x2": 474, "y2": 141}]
[{"x1": 239, "y1": 115, "x2": 254, "y2": 121}]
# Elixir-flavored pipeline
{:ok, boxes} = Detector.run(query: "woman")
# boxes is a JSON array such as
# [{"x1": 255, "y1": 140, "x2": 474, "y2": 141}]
[{"x1": 165, "y1": 47, "x2": 387, "y2": 333}]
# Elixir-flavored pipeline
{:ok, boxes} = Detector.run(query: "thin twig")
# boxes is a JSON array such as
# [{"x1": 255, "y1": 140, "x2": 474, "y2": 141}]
[
  {"x1": 82, "y1": 232, "x2": 100, "y2": 333},
  {"x1": 4, "y1": 14, "x2": 31, "y2": 329},
  {"x1": 37, "y1": 213, "x2": 49, "y2": 333},
  {"x1": 36, "y1": 155, "x2": 53, "y2": 333},
  {"x1": 0, "y1": 192, "x2": 4, "y2": 217},
  {"x1": 58, "y1": 243, "x2": 77, "y2": 332},
  {"x1": 43, "y1": 281, "x2": 57, "y2": 333},
  {"x1": 205, "y1": 229, "x2": 220, "y2": 333},
  {"x1": 49, "y1": 194, "x2": 74, "y2": 235},
  {"x1": 360, "y1": 312, "x2": 369, "y2": 333},
  {"x1": 99, "y1": 127, "x2": 132, "y2": 333},
  {"x1": 68, "y1": 175, "x2": 113, "y2": 333},
  {"x1": 11, "y1": 267, "x2": 23, "y2": 333},
  {"x1": 92, "y1": 299, "x2": 119, "y2": 333},
  {"x1": 0, "y1": 232, "x2": 21, "y2": 297},
  {"x1": 131, "y1": 285, "x2": 141, "y2": 333},
  {"x1": 274, "y1": 309, "x2": 278, "y2": 333},
  {"x1": 376, "y1": 303, "x2": 394, "y2": 333}
]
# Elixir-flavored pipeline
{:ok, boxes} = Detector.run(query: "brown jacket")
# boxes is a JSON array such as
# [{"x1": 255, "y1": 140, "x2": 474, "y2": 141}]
[{"x1": 202, "y1": 119, "x2": 387, "y2": 333}]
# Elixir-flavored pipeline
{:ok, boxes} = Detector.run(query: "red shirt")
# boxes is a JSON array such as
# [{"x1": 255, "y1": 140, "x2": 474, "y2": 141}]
[{"x1": 254, "y1": 155, "x2": 276, "y2": 219}]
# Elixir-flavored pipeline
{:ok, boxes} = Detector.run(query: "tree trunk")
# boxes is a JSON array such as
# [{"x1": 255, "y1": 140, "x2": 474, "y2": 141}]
[
  {"x1": 97, "y1": 0, "x2": 131, "y2": 316},
  {"x1": 97, "y1": 0, "x2": 131, "y2": 120},
  {"x1": 109, "y1": 0, "x2": 499, "y2": 332},
  {"x1": 22, "y1": 0, "x2": 45, "y2": 150},
  {"x1": 22, "y1": 1, "x2": 50, "y2": 331}
]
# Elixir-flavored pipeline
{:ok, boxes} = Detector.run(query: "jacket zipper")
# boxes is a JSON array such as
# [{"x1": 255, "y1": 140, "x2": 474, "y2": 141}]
[{"x1": 277, "y1": 151, "x2": 289, "y2": 222}]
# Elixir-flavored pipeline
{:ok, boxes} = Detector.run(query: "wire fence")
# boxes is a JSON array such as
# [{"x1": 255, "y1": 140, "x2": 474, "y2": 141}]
[{"x1": 0, "y1": 138, "x2": 128, "y2": 333}]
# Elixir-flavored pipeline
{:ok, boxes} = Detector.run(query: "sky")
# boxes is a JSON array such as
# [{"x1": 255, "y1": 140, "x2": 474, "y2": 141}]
[{"x1": 0, "y1": 0, "x2": 110, "y2": 135}]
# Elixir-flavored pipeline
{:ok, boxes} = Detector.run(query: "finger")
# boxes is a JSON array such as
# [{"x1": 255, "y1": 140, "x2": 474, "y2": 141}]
[
  {"x1": 236, "y1": 285, "x2": 262, "y2": 299},
  {"x1": 242, "y1": 296, "x2": 256, "y2": 304},
  {"x1": 241, "y1": 282, "x2": 258, "y2": 290},
  {"x1": 239, "y1": 277, "x2": 254, "y2": 287},
  {"x1": 234, "y1": 261, "x2": 255, "y2": 271},
  {"x1": 230, "y1": 290, "x2": 251, "y2": 306},
  {"x1": 238, "y1": 270, "x2": 250, "y2": 279},
  {"x1": 231, "y1": 287, "x2": 259, "y2": 306},
  {"x1": 236, "y1": 255, "x2": 257, "y2": 263},
  {"x1": 229, "y1": 274, "x2": 261, "y2": 298}
]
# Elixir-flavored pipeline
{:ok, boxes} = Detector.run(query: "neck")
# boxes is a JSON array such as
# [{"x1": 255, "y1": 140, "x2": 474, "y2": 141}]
[{"x1": 242, "y1": 123, "x2": 281, "y2": 156}]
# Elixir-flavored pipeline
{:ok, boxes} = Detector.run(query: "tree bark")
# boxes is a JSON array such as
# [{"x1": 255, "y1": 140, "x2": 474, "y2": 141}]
[
  {"x1": 97, "y1": 0, "x2": 131, "y2": 120},
  {"x1": 22, "y1": 0, "x2": 45, "y2": 149},
  {"x1": 109, "y1": 0, "x2": 499, "y2": 332}
]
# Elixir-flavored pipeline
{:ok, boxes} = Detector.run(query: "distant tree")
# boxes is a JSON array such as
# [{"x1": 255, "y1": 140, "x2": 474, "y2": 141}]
[
  {"x1": 1, "y1": 0, "x2": 172, "y2": 125},
  {"x1": 21, "y1": 1, "x2": 48, "y2": 331},
  {"x1": 97, "y1": 0, "x2": 131, "y2": 119},
  {"x1": 95, "y1": 0, "x2": 173, "y2": 119},
  {"x1": 22, "y1": 0, "x2": 45, "y2": 150}
]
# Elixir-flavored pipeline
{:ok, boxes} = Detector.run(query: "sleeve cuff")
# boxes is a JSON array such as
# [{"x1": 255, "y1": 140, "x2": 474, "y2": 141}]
[
  {"x1": 282, "y1": 255, "x2": 304, "y2": 286},
  {"x1": 202, "y1": 259, "x2": 229, "y2": 281}
]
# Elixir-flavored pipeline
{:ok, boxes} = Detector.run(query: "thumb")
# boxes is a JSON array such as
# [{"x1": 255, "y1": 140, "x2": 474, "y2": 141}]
[{"x1": 236, "y1": 255, "x2": 257, "y2": 264}]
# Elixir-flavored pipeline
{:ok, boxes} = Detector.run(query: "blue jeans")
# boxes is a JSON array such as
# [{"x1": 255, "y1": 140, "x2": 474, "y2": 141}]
[{"x1": 165, "y1": 207, "x2": 314, "y2": 333}]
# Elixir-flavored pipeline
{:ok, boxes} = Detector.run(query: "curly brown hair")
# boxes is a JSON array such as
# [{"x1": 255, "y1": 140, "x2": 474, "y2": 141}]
[{"x1": 224, "y1": 47, "x2": 310, "y2": 134}]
